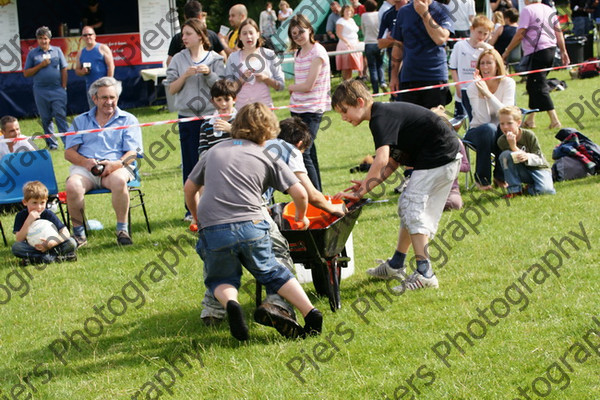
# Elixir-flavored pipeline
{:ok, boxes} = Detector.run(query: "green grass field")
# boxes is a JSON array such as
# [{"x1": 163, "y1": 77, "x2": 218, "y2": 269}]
[{"x1": 1, "y1": 70, "x2": 599, "y2": 400}]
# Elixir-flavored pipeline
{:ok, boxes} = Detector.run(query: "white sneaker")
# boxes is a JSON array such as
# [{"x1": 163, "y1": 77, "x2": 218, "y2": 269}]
[
  {"x1": 366, "y1": 259, "x2": 406, "y2": 280},
  {"x1": 393, "y1": 271, "x2": 439, "y2": 292}
]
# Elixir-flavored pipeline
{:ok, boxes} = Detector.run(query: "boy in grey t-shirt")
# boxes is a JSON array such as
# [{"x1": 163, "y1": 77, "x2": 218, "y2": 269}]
[{"x1": 184, "y1": 103, "x2": 323, "y2": 341}]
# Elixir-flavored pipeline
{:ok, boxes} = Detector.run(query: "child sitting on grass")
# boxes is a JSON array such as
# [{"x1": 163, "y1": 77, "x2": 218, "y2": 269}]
[
  {"x1": 497, "y1": 105, "x2": 555, "y2": 198},
  {"x1": 198, "y1": 79, "x2": 238, "y2": 157},
  {"x1": 184, "y1": 102, "x2": 322, "y2": 341},
  {"x1": 12, "y1": 181, "x2": 77, "y2": 264}
]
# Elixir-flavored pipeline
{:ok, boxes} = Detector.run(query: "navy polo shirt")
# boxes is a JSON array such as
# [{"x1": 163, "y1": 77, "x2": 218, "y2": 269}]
[
  {"x1": 378, "y1": 5, "x2": 398, "y2": 39},
  {"x1": 24, "y1": 45, "x2": 67, "y2": 89},
  {"x1": 392, "y1": 1, "x2": 453, "y2": 82}
]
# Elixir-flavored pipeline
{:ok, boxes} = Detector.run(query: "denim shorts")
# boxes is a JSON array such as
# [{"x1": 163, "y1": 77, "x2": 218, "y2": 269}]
[{"x1": 195, "y1": 220, "x2": 294, "y2": 295}]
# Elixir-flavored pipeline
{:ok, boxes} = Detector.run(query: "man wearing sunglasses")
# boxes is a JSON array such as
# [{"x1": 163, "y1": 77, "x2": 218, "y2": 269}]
[{"x1": 75, "y1": 26, "x2": 115, "y2": 108}]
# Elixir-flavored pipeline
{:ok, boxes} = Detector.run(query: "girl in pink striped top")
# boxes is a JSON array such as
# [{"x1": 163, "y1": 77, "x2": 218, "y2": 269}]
[{"x1": 287, "y1": 14, "x2": 331, "y2": 191}]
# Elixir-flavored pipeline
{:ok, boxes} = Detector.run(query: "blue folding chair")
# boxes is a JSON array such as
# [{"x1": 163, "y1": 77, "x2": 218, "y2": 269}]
[
  {"x1": 66, "y1": 158, "x2": 151, "y2": 237},
  {"x1": 0, "y1": 150, "x2": 66, "y2": 245}
]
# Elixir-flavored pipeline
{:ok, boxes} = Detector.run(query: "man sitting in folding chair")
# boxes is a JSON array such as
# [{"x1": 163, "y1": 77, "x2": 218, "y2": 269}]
[{"x1": 64, "y1": 77, "x2": 143, "y2": 246}]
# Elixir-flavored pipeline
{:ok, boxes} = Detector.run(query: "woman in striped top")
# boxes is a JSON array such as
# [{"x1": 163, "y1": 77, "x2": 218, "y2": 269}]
[{"x1": 287, "y1": 14, "x2": 331, "y2": 192}]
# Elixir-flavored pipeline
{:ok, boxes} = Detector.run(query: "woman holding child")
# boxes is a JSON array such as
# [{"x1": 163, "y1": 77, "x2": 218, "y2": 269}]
[
  {"x1": 225, "y1": 18, "x2": 285, "y2": 110},
  {"x1": 464, "y1": 48, "x2": 516, "y2": 189}
]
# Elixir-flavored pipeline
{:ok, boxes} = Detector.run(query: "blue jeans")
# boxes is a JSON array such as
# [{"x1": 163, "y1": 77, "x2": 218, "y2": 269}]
[
  {"x1": 34, "y1": 87, "x2": 68, "y2": 148},
  {"x1": 291, "y1": 112, "x2": 323, "y2": 191},
  {"x1": 178, "y1": 117, "x2": 203, "y2": 213},
  {"x1": 200, "y1": 206, "x2": 295, "y2": 319},
  {"x1": 365, "y1": 44, "x2": 386, "y2": 93},
  {"x1": 572, "y1": 16, "x2": 592, "y2": 36},
  {"x1": 12, "y1": 237, "x2": 77, "y2": 263},
  {"x1": 454, "y1": 89, "x2": 472, "y2": 120},
  {"x1": 196, "y1": 220, "x2": 294, "y2": 295},
  {"x1": 498, "y1": 151, "x2": 556, "y2": 195},
  {"x1": 463, "y1": 123, "x2": 503, "y2": 186}
]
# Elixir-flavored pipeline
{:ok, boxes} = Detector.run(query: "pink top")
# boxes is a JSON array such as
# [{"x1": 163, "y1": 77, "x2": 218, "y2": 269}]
[
  {"x1": 518, "y1": 3, "x2": 560, "y2": 56},
  {"x1": 290, "y1": 42, "x2": 331, "y2": 114}
]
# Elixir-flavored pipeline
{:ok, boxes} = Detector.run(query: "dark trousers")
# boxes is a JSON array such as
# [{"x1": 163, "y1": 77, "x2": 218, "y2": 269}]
[
  {"x1": 399, "y1": 80, "x2": 451, "y2": 109},
  {"x1": 291, "y1": 111, "x2": 323, "y2": 191},
  {"x1": 178, "y1": 117, "x2": 203, "y2": 213},
  {"x1": 526, "y1": 47, "x2": 556, "y2": 111},
  {"x1": 463, "y1": 123, "x2": 504, "y2": 186}
]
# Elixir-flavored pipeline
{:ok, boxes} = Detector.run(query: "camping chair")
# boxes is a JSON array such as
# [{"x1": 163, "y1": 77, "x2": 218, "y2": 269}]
[
  {"x1": 506, "y1": 43, "x2": 522, "y2": 73},
  {"x1": 66, "y1": 157, "x2": 151, "y2": 237},
  {"x1": 0, "y1": 150, "x2": 67, "y2": 246}
]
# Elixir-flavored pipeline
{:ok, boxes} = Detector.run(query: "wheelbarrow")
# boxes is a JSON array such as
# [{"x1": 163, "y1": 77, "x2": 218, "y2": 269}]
[{"x1": 260, "y1": 199, "x2": 369, "y2": 312}]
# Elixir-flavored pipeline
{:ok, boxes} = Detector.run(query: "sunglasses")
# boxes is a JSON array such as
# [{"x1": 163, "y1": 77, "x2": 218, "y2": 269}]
[
  {"x1": 291, "y1": 28, "x2": 306, "y2": 38},
  {"x1": 82, "y1": 33, "x2": 95, "y2": 37}
]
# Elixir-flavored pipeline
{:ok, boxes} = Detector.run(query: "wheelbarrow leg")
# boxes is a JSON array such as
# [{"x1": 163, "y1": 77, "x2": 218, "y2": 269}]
[
  {"x1": 328, "y1": 258, "x2": 341, "y2": 311},
  {"x1": 255, "y1": 282, "x2": 263, "y2": 308},
  {"x1": 328, "y1": 247, "x2": 350, "y2": 312}
]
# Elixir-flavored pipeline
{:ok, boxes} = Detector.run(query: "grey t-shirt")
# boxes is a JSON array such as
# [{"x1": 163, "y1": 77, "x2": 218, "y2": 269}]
[{"x1": 188, "y1": 139, "x2": 299, "y2": 228}]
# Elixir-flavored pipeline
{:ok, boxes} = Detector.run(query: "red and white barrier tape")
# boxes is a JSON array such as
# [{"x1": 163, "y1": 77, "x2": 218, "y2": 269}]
[{"x1": 3, "y1": 59, "x2": 599, "y2": 145}]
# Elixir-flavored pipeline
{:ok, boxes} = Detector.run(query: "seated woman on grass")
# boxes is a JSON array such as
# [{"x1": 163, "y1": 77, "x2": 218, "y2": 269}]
[{"x1": 464, "y1": 48, "x2": 515, "y2": 190}]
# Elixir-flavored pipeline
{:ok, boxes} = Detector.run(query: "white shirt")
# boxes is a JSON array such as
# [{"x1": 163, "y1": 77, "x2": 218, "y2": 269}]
[
  {"x1": 336, "y1": 18, "x2": 359, "y2": 42},
  {"x1": 287, "y1": 146, "x2": 307, "y2": 174},
  {"x1": 467, "y1": 77, "x2": 516, "y2": 127},
  {"x1": 361, "y1": 11, "x2": 380, "y2": 44},
  {"x1": 0, "y1": 135, "x2": 38, "y2": 159},
  {"x1": 444, "y1": 0, "x2": 475, "y2": 31},
  {"x1": 279, "y1": 8, "x2": 293, "y2": 20},
  {"x1": 448, "y1": 39, "x2": 488, "y2": 100}
]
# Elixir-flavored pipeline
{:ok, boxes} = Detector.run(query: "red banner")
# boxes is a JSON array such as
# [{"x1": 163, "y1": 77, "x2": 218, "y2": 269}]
[{"x1": 20, "y1": 33, "x2": 157, "y2": 70}]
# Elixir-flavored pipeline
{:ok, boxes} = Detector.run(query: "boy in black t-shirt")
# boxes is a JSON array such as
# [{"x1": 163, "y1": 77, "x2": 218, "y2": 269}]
[
  {"x1": 332, "y1": 80, "x2": 461, "y2": 291},
  {"x1": 12, "y1": 181, "x2": 77, "y2": 264}
]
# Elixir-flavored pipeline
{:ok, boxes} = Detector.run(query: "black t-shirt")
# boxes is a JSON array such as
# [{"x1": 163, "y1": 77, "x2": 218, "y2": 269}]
[
  {"x1": 570, "y1": 0, "x2": 589, "y2": 17},
  {"x1": 369, "y1": 102, "x2": 460, "y2": 170},
  {"x1": 494, "y1": 25, "x2": 517, "y2": 55},
  {"x1": 82, "y1": 8, "x2": 105, "y2": 34},
  {"x1": 167, "y1": 30, "x2": 224, "y2": 57},
  {"x1": 13, "y1": 209, "x2": 65, "y2": 234}
]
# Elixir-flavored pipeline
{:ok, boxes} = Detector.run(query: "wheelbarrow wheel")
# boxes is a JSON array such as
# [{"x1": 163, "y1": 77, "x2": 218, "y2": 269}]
[{"x1": 310, "y1": 262, "x2": 330, "y2": 297}]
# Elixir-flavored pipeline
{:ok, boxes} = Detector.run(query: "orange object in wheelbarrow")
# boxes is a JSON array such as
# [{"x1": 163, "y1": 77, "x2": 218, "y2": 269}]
[
  {"x1": 282, "y1": 196, "x2": 343, "y2": 229},
  {"x1": 264, "y1": 198, "x2": 369, "y2": 312}
]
